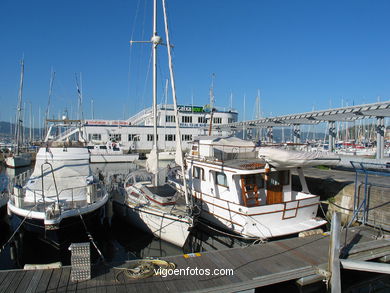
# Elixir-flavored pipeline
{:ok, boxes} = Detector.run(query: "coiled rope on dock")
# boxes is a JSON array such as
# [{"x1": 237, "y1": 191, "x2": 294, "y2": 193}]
[{"x1": 114, "y1": 258, "x2": 176, "y2": 281}]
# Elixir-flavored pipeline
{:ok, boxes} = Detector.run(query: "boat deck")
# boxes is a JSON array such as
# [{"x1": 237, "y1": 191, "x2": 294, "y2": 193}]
[{"x1": 1, "y1": 225, "x2": 389, "y2": 292}]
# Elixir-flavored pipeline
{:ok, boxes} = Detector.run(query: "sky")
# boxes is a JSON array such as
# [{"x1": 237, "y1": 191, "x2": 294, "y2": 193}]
[{"x1": 1, "y1": 0, "x2": 390, "y2": 127}]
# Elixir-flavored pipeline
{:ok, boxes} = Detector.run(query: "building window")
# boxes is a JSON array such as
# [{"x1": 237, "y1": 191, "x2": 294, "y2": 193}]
[
  {"x1": 88, "y1": 133, "x2": 101, "y2": 141},
  {"x1": 198, "y1": 117, "x2": 207, "y2": 123},
  {"x1": 128, "y1": 134, "x2": 140, "y2": 141},
  {"x1": 166, "y1": 115, "x2": 176, "y2": 123},
  {"x1": 165, "y1": 134, "x2": 176, "y2": 141},
  {"x1": 182, "y1": 134, "x2": 192, "y2": 141},
  {"x1": 193, "y1": 166, "x2": 204, "y2": 181},
  {"x1": 110, "y1": 134, "x2": 121, "y2": 142},
  {"x1": 182, "y1": 116, "x2": 192, "y2": 123},
  {"x1": 228, "y1": 118, "x2": 235, "y2": 123},
  {"x1": 215, "y1": 171, "x2": 228, "y2": 187},
  {"x1": 147, "y1": 134, "x2": 158, "y2": 141},
  {"x1": 213, "y1": 117, "x2": 222, "y2": 124}
]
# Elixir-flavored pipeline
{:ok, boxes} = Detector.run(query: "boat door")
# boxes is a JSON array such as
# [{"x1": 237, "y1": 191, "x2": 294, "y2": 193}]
[{"x1": 266, "y1": 171, "x2": 283, "y2": 204}]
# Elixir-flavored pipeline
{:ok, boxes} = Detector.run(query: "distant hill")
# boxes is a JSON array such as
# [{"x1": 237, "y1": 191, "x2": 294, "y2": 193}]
[{"x1": 0, "y1": 121, "x2": 43, "y2": 139}]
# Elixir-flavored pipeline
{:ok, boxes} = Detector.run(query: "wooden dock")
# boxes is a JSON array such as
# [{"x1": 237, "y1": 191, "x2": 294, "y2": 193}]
[{"x1": 0, "y1": 225, "x2": 389, "y2": 293}]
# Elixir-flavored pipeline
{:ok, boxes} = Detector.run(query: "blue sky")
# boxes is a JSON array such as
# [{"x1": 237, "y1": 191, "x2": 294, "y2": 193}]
[{"x1": 1, "y1": 0, "x2": 390, "y2": 127}]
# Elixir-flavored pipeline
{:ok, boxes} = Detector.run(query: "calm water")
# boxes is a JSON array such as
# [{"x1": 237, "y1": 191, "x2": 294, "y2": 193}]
[{"x1": 0, "y1": 162, "x2": 389, "y2": 292}]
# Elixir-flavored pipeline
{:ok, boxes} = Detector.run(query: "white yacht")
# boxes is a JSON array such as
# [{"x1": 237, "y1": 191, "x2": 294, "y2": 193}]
[
  {"x1": 7, "y1": 120, "x2": 109, "y2": 243},
  {"x1": 87, "y1": 141, "x2": 139, "y2": 163},
  {"x1": 169, "y1": 136, "x2": 338, "y2": 240}
]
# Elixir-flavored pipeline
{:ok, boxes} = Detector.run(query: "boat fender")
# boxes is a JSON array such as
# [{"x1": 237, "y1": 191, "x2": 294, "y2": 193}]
[{"x1": 24, "y1": 262, "x2": 62, "y2": 270}]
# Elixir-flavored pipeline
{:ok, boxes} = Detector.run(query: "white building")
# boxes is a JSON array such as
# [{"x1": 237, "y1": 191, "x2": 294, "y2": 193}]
[{"x1": 84, "y1": 104, "x2": 238, "y2": 153}]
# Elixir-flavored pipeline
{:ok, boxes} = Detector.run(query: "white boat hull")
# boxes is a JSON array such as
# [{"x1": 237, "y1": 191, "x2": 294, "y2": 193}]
[
  {"x1": 118, "y1": 202, "x2": 191, "y2": 247},
  {"x1": 5, "y1": 154, "x2": 32, "y2": 168},
  {"x1": 194, "y1": 192, "x2": 326, "y2": 239},
  {"x1": 90, "y1": 153, "x2": 139, "y2": 163}
]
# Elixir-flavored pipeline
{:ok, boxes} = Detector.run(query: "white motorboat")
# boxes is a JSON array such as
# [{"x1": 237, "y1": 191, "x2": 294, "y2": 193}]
[
  {"x1": 87, "y1": 141, "x2": 139, "y2": 163},
  {"x1": 7, "y1": 120, "x2": 109, "y2": 244},
  {"x1": 114, "y1": 0, "x2": 193, "y2": 247},
  {"x1": 169, "y1": 136, "x2": 336, "y2": 240}
]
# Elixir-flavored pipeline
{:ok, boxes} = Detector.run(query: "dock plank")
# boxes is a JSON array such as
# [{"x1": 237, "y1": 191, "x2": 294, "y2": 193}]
[
  {"x1": 35, "y1": 269, "x2": 53, "y2": 293},
  {"x1": 7, "y1": 270, "x2": 26, "y2": 293},
  {"x1": 57, "y1": 267, "x2": 71, "y2": 293},
  {"x1": 25, "y1": 270, "x2": 44, "y2": 293},
  {"x1": 15, "y1": 270, "x2": 35, "y2": 293},
  {"x1": 47, "y1": 268, "x2": 63, "y2": 293},
  {"x1": 0, "y1": 271, "x2": 18, "y2": 293}
]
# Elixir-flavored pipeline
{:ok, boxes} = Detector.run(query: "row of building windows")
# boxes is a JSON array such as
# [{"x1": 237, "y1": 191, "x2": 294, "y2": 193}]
[
  {"x1": 90, "y1": 133, "x2": 193, "y2": 142},
  {"x1": 164, "y1": 115, "x2": 229, "y2": 124}
]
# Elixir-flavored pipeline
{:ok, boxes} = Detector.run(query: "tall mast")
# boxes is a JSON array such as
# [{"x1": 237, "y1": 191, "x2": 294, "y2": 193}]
[
  {"x1": 209, "y1": 73, "x2": 215, "y2": 110},
  {"x1": 45, "y1": 69, "x2": 55, "y2": 135},
  {"x1": 162, "y1": 0, "x2": 189, "y2": 207},
  {"x1": 152, "y1": 0, "x2": 159, "y2": 176},
  {"x1": 15, "y1": 59, "x2": 25, "y2": 155}
]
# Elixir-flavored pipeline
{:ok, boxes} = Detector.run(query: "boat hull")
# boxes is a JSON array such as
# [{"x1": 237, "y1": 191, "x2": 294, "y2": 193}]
[
  {"x1": 113, "y1": 201, "x2": 191, "y2": 247},
  {"x1": 5, "y1": 154, "x2": 32, "y2": 168},
  {"x1": 194, "y1": 193, "x2": 326, "y2": 239},
  {"x1": 9, "y1": 204, "x2": 106, "y2": 247}
]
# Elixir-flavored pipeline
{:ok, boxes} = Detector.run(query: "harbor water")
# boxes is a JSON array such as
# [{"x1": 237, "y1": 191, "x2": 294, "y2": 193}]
[{"x1": 0, "y1": 162, "x2": 389, "y2": 292}]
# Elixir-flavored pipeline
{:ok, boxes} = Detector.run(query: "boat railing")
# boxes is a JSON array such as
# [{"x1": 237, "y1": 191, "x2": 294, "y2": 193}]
[
  {"x1": 8, "y1": 169, "x2": 33, "y2": 192},
  {"x1": 9, "y1": 182, "x2": 106, "y2": 214},
  {"x1": 189, "y1": 144, "x2": 257, "y2": 162}
]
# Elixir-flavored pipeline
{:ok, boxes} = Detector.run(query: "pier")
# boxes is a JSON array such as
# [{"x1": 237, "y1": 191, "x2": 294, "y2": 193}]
[{"x1": 0, "y1": 225, "x2": 389, "y2": 292}]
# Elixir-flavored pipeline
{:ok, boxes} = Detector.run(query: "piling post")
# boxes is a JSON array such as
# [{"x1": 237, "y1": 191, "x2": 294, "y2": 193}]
[{"x1": 328, "y1": 211, "x2": 341, "y2": 292}]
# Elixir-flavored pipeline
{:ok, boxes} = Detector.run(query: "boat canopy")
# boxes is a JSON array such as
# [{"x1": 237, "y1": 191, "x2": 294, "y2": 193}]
[{"x1": 257, "y1": 147, "x2": 341, "y2": 169}]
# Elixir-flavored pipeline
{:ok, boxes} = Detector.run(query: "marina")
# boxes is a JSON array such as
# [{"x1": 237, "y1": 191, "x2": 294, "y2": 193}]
[{"x1": 1, "y1": 0, "x2": 390, "y2": 292}]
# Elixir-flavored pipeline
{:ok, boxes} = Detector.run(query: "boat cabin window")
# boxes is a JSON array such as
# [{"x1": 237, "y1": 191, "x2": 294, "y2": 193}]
[
  {"x1": 99, "y1": 146, "x2": 107, "y2": 150},
  {"x1": 193, "y1": 166, "x2": 204, "y2": 181},
  {"x1": 87, "y1": 146, "x2": 94, "y2": 150},
  {"x1": 242, "y1": 174, "x2": 264, "y2": 189},
  {"x1": 113, "y1": 146, "x2": 120, "y2": 151},
  {"x1": 280, "y1": 171, "x2": 289, "y2": 185},
  {"x1": 215, "y1": 172, "x2": 228, "y2": 187}
]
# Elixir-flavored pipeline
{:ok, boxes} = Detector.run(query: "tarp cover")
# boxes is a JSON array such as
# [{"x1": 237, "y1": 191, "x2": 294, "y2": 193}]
[{"x1": 257, "y1": 147, "x2": 340, "y2": 169}]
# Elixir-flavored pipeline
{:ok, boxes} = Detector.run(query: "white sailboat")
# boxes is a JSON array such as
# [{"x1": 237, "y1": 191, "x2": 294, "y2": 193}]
[
  {"x1": 170, "y1": 137, "x2": 335, "y2": 240},
  {"x1": 7, "y1": 119, "x2": 109, "y2": 244},
  {"x1": 5, "y1": 59, "x2": 32, "y2": 168},
  {"x1": 114, "y1": 0, "x2": 193, "y2": 247}
]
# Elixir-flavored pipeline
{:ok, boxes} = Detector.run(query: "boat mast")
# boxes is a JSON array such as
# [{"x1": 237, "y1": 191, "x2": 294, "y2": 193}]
[
  {"x1": 162, "y1": 0, "x2": 190, "y2": 207},
  {"x1": 45, "y1": 69, "x2": 55, "y2": 136},
  {"x1": 152, "y1": 0, "x2": 159, "y2": 184},
  {"x1": 15, "y1": 59, "x2": 25, "y2": 156}
]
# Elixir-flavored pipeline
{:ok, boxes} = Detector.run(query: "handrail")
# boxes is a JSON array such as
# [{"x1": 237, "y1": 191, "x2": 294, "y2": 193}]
[{"x1": 41, "y1": 162, "x2": 60, "y2": 215}]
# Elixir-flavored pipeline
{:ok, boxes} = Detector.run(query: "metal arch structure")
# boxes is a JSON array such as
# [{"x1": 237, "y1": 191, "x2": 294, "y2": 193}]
[{"x1": 211, "y1": 100, "x2": 390, "y2": 159}]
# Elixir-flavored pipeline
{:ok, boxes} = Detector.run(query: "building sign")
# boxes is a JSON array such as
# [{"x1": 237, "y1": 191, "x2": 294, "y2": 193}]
[
  {"x1": 85, "y1": 120, "x2": 129, "y2": 126},
  {"x1": 178, "y1": 105, "x2": 204, "y2": 112}
]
